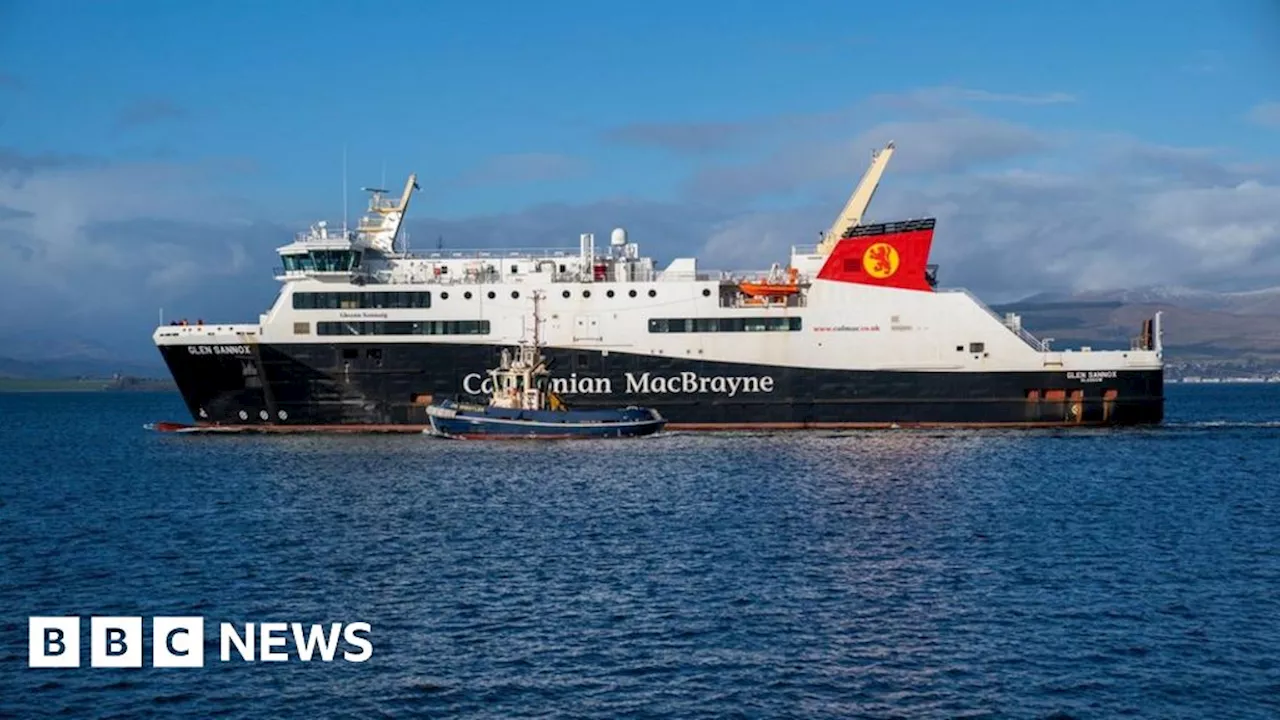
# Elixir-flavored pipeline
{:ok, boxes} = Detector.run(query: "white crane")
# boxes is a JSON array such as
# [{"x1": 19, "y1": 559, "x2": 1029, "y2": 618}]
[{"x1": 817, "y1": 141, "x2": 895, "y2": 256}]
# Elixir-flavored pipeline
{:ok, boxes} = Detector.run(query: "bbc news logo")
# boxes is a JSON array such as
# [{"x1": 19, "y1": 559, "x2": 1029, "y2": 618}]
[{"x1": 29, "y1": 617, "x2": 372, "y2": 668}]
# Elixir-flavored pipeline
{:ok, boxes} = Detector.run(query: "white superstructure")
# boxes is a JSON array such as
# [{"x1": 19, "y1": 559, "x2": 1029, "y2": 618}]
[{"x1": 155, "y1": 143, "x2": 1163, "y2": 378}]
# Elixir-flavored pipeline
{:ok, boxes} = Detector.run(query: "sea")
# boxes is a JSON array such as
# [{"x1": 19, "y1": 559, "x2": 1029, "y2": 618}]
[{"x1": 1, "y1": 385, "x2": 1278, "y2": 719}]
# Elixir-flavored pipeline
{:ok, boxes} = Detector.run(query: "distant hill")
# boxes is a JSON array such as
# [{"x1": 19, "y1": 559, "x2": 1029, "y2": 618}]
[{"x1": 0, "y1": 355, "x2": 167, "y2": 381}]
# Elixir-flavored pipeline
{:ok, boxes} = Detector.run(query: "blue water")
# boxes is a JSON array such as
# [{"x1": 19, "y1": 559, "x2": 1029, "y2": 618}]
[{"x1": 2, "y1": 386, "x2": 1279, "y2": 719}]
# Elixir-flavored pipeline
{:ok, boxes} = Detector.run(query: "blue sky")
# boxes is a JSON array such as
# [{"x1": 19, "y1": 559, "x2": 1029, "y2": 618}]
[{"x1": 1, "y1": 0, "x2": 1279, "y2": 359}]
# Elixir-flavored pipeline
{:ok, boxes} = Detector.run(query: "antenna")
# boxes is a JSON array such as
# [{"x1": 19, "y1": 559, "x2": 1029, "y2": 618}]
[
  {"x1": 381, "y1": 159, "x2": 386, "y2": 191},
  {"x1": 342, "y1": 144, "x2": 349, "y2": 233}
]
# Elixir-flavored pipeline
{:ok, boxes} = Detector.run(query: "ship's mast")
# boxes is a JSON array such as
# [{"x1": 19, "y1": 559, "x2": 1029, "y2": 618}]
[
  {"x1": 531, "y1": 290, "x2": 544, "y2": 348},
  {"x1": 817, "y1": 141, "x2": 896, "y2": 256}
]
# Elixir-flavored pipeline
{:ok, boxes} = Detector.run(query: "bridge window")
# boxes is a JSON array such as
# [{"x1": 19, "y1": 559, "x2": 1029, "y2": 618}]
[
  {"x1": 316, "y1": 320, "x2": 490, "y2": 336},
  {"x1": 281, "y1": 250, "x2": 362, "y2": 273},
  {"x1": 649, "y1": 317, "x2": 801, "y2": 333},
  {"x1": 293, "y1": 291, "x2": 431, "y2": 310}
]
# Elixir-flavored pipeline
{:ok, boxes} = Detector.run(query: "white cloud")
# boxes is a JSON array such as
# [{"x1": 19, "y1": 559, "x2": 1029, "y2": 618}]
[
  {"x1": 1246, "y1": 101, "x2": 1280, "y2": 129},
  {"x1": 698, "y1": 207, "x2": 823, "y2": 272},
  {"x1": 0, "y1": 153, "x2": 281, "y2": 353},
  {"x1": 423, "y1": 110, "x2": 1280, "y2": 303},
  {"x1": 826, "y1": 155, "x2": 1280, "y2": 299},
  {"x1": 681, "y1": 115, "x2": 1051, "y2": 204}
]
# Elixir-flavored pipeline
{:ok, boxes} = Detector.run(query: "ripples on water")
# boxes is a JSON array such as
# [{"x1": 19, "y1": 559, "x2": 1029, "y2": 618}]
[{"x1": 1, "y1": 387, "x2": 1279, "y2": 718}]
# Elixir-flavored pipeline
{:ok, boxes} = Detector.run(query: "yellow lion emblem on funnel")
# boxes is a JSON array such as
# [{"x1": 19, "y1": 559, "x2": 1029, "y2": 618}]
[{"x1": 862, "y1": 242, "x2": 900, "y2": 279}]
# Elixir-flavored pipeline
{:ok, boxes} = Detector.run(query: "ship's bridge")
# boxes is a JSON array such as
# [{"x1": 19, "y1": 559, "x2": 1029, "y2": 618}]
[{"x1": 275, "y1": 222, "x2": 363, "y2": 278}]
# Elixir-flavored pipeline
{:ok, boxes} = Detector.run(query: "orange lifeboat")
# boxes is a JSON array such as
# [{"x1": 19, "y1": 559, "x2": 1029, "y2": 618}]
[{"x1": 738, "y1": 266, "x2": 800, "y2": 298}]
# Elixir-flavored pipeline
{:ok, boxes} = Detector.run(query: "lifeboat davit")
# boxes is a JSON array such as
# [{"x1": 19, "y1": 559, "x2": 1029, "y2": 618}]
[{"x1": 738, "y1": 266, "x2": 800, "y2": 298}]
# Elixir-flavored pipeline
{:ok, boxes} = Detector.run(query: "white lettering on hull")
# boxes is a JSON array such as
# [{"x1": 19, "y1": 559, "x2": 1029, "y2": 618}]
[
  {"x1": 1066, "y1": 370, "x2": 1118, "y2": 383},
  {"x1": 462, "y1": 371, "x2": 775, "y2": 398},
  {"x1": 624, "y1": 371, "x2": 774, "y2": 397},
  {"x1": 187, "y1": 345, "x2": 252, "y2": 356}
]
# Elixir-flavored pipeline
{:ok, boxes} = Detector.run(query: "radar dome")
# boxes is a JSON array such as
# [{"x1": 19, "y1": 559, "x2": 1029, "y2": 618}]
[{"x1": 610, "y1": 227, "x2": 628, "y2": 246}]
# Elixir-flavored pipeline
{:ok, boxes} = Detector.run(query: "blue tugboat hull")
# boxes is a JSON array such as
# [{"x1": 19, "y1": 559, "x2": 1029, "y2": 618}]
[{"x1": 426, "y1": 402, "x2": 665, "y2": 439}]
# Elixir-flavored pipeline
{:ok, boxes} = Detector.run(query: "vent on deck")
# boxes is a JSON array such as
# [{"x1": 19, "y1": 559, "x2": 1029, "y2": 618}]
[{"x1": 842, "y1": 218, "x2": 937, "y2": 239}]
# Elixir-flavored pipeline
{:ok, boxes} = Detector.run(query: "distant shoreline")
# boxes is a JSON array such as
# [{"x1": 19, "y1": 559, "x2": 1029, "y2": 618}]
[
  {"x1": 0, "y1": 378, "x2": 176, "y2": 393},
  {"x1": 0, "y1": 388, "x2": 179, "y2": 393}
]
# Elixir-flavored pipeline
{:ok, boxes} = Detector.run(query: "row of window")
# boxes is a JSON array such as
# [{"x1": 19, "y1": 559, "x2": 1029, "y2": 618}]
[
  {"x1": 294, "y1": 291, "x2": 432, "y2": 309},
  {"x1": 649, "y1": 317, "x2": 802, "y2": 333},
  {"x1": 281, "y1": 250, "x2": 363, "y2": 273},
  {"x1": 292, "y1": 287, "x2": 689, "y2": 308},
  {"x1": 315, "y1": 320, "x2": 490, "y2": 336}
]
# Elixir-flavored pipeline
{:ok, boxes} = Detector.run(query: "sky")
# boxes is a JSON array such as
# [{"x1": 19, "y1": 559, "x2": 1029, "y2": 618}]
[{"x1": 1, "y1": 0, "x2": 1279, "y2": 360}]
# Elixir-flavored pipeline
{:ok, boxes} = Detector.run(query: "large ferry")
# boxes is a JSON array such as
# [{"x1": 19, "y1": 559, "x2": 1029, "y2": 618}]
[{"x1": 153, "y1": 142, "x2": 1164, "y2": 430}]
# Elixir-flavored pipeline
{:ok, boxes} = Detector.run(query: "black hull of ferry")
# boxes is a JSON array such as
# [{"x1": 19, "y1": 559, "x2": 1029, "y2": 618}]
[{"x1": 157, "y1": 341, "x2": 1164, "y2": 429}]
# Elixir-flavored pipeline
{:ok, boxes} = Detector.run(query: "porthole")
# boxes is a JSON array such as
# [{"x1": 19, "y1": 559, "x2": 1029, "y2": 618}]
[
  {"x1": 562, "y1": 290, "x2": 571, "y2": 298},
  {"x1": 441, "y1": 292, "x2": 449, "y2": 300},
  {"x1": 511, "y1": 291, "x2": 520, "y2": 299},
  {"x1": 628, "y1": 289, "x2": 637, "y2": 298},
  {"x1": 278, "y1": 410, "x2": 288, "y2": 420},
  {"x1": 487, "y1": 291, "x2": 496, "y2": 299},
  {"x1": 607, "y1": 289, "x2": 615, "y2": 298},
  {"x1": 648, "y1": 289, "x2": 656, "y2": 298},
  {"x1": 238, "y1": 410, "x2": 248, "y2": 420},
  {"x1": 259, "y1": 410, "x2": 269, "y2": 420},
  {"x1": 583, "y1": 290, "x2": 592, "y2": 298},
  {"x1": 702, "y1": 288, "x2": 711, "y2": 297},
  {"x1": 465, "y1": 291, "x2": 473, "y2": 300}
]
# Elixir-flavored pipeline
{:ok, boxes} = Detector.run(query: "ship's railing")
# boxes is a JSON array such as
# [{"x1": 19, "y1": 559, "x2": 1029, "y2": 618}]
[
  {"x1": 407, "y1": 247, "x2": 584, "y2": 261},
  {"x1": 704, "y1": 268, "x2": 814, "y2": 284},
  {"x1": 274, "y1": 266, "x2": 356, "y2": 279},
  {"x1": 655, "y1": 268, "x2": 800, "y2": 283},
  {"x1": 275, "y1": 259, "x2": 785, "y2": 286},
  {"x1": 293, "y1": 229, "x2": 355, "y2": 244},
  {"x1": 369, "y1": 198, "x2": 402, "y2": 212},
  {"x1": 357, "y1": 266, "x2": 668, "y2": 285},
  {"x1": 654, "y1": 270, "x2": 722, "y2": 282},
  {"x1": 940, "y1": 287, "x2": 1047, "y2": 351},
  {"x1": 719, "y1": 294, "x2": 808, "y2": 309}
]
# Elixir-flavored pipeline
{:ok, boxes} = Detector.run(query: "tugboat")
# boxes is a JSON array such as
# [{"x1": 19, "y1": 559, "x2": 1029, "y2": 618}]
[{"x1": 424, "y1": 292, "x2": 666, "y2": 440}]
